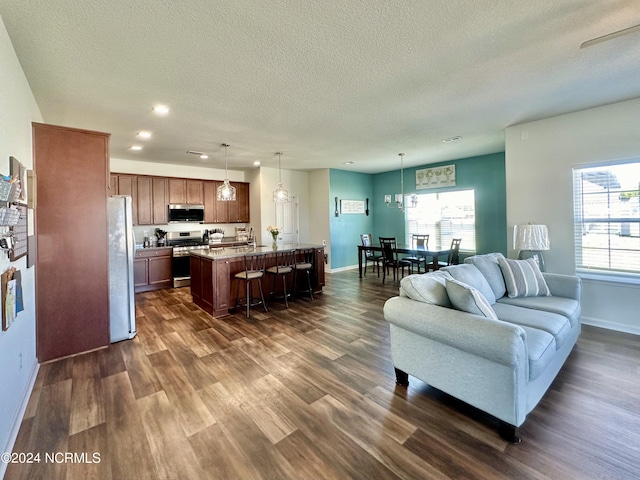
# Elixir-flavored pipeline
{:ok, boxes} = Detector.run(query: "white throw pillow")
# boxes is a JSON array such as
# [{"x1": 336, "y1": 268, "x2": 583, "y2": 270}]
[
  {"x1": 445, "y1": 278, "x2": 498, "y2": 320},
  {"x1": 400, "y1": 271, "x2": 453, "y2": 307},
  {"x1": 497, "y1": 257, "x2": 551, "y2": 298}
]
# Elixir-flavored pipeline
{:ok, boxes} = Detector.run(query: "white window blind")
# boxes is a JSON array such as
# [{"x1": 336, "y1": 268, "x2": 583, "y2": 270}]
[
  {"x1": 573, "y1": 161, "x2": 640, "y2": 276},
  {"x1": 405, "y1": 190, "x2": 475, "y2": 250}
]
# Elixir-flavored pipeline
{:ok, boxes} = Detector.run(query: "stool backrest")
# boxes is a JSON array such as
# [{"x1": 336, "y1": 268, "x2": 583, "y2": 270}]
[
  {"x1": 243, "y1": 252, "x2": 267, "y2": 273},
  {"x1": 272, "y1": 249, "x2": 296, "y2": 273}
]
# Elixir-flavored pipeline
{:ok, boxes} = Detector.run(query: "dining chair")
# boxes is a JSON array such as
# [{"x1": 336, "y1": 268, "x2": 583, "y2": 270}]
[
  {"x1": 360, "y1": 233, "x2": 383, "y2": 277},
  {"x1": 379, "y1": 237, "x2": 412, "y2": 284},
  {"x1": 293, "y1": 248, "x2": 315, "y2": 301},
  {"x1": 266, "y1": 249, "x2": 296, "y2": 308},
  {"x1": 403, "y1": 234, "x2": 430, "y2": 273},
  {"x1": 234, "y1": 253, "x2": 268, "y2": 319},
  {"x1": 438, "y1": 238, "x2": 462, "y2": 268}
]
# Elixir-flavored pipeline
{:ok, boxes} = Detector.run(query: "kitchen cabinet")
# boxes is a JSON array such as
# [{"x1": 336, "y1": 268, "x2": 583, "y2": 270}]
[
  {"x1": 137, "y1": 176, "x2": 168, "y2": 225},
  {"x1": 34, "y1": 122, "x2": 110, "y2": 362},
  {"x1": 169, "y1": 178, "x2": 203, "y2": 205},
  {"x1": 229, "y1": 182, "x2": 250, "y2": 223},
  {"x1": 203, "y1": 180, "x2": 250, "y2": 223},
  {"x1": 109, "y1": 173, "x2": 138, "y2": 225},
  {"x1": 134, "y1": 247, "x2": 172, "y2": 292},
  {"x1": 190, "y1": 255, "x2": 230, "y2": 316}
]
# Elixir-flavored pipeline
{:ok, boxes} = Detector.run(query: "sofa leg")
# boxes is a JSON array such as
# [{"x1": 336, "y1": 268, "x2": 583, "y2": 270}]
[
  {"x1": 498, "y1": 421, "x2": 521, "y2": 444},
  {"x1": 394, "y1": 368, "x2": 409, "y2": 387}
]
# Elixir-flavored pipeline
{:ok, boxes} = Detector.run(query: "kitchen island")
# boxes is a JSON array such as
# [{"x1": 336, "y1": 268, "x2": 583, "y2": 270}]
[{"x1": 189, "y1": 243, "x2": 325, "y2": 317}]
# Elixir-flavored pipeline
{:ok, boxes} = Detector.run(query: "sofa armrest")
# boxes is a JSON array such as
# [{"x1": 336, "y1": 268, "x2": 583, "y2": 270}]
[
  {"x1": 542, "y1": 273, "x2": 582, "y2": 301},
  {"x1": 383, "y1": 296, "x2": 527, "y2": 367}
]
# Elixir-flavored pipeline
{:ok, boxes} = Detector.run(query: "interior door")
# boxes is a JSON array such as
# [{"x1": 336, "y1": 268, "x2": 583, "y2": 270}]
[{"x1": 275, "y1": 196, "x2": 299, "y2": 244}]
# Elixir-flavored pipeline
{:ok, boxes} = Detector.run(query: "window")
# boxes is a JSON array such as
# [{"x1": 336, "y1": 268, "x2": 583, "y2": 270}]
[
  {"x1": 573, "y1": 161, "x2": 640, "y2": 276},
  {"x1": 405, "y1": 189, "x2": 475, "y2": 250}
]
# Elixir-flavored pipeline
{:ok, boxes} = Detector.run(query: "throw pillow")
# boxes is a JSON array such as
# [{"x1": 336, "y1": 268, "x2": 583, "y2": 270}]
[
  {"x1": 464, "y1": 253, "x2": 507, "y2": 299},
  {"x1": 497, "y1": 257, "x2": 551, "y2": 298},
  {"x1": 441, "y1": 263, "x2": 497, "y2": 304},
  {"x1": 400, "y1": 271, "x2": 453, "y2": 307},
  {"x1": 445, "y1": 278, "x2": 498, "y2": 320}
]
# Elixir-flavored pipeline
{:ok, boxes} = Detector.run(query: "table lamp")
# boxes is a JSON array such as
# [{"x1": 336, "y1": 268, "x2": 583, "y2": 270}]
[{"x1": 513, "y1": 224, "x2": 550, "y2": 271}]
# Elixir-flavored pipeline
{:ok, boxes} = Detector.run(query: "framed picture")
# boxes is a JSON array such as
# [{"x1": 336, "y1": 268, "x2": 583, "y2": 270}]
[
  {"x1": 10, "y1": 156, "x2": 27, "y2": 204},
  {"x1": 340, "y1": 199, "x2": 365, "y2": 214}
]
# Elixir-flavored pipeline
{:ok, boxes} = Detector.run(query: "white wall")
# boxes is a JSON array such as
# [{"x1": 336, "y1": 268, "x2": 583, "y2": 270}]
[
  {"x1": 255, "y1": 166, "x2": 311, "y2": 246},
  {"x1": 0, "y1": 16, "x2": 42, "y2": 477},
  {"x1": 505, "y1": 98, "x2": 640, "y2": 334},
  {"x1": 309, "y1": 170, "x2": 331, "y2": 267}
]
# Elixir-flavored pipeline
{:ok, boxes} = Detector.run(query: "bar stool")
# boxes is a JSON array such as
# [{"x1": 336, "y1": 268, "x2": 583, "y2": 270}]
[
  {"x1": 266, "y1": 249, "x2": 296, "y2": 308},
  {"x1": 234, "y1": 253, "x2": 268, "y2": 319},
  {"x1": 293, "y1": 248, "x2": 314, "y2": 301}
]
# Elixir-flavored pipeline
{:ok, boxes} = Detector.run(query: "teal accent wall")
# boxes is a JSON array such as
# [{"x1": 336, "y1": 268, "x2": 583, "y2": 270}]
[
  {"x1": 329, "y1": 170, "x2": 374, "y2": 269},
  {"x1": 328, "y1": 152, "x2": 507, "y2": 269},
  {"x1": 373, "y1": 152, "x2": 507, "y2": 255}
]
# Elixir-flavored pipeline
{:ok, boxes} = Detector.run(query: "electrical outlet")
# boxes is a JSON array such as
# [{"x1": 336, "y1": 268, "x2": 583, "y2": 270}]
[{"x1": 322, "y1": 240, "x2": 326, "y2": 246}]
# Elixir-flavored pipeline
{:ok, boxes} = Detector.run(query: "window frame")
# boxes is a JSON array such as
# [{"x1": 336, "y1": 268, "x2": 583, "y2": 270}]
[
  {"x1": 573, "y1": 159, "x2": 640, "y2": 282},
  {"x1": 404, "y1": 189, "x2": 476, "y2": 252}
]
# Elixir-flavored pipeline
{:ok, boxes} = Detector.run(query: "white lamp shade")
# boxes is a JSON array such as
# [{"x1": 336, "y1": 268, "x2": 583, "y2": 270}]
[{"x1": 514, "y1": 224, "x2": 550, "y2": 250}]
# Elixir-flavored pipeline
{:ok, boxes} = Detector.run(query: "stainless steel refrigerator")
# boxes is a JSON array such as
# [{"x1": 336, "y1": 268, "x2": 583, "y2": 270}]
[{"x1": 107, "y1": 195, "x2": 137, "y2": 342}]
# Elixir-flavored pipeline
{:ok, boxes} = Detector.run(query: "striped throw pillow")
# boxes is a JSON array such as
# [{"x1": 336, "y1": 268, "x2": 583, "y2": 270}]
[
  {"x1": 445, "y1": 278, "x2": 498, "y2": 320},
  {"x1": 498, "y1": 257, "x2": 551, "y2": 298}
]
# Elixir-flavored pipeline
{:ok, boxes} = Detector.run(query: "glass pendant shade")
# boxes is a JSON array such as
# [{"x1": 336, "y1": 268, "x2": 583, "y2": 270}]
[
  {"x1": 217, "y1": 178, "x2": 236, "y2": 201},
  {"x1": 273, "y1": 152, "x2": 289, "y2": 203},
  {"x1": 217, "y1": 143, "x2": 236, "y2": 201}
]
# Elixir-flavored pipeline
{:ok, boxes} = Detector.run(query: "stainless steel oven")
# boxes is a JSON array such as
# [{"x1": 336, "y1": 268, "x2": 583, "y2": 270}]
[{"x1": 166, "y1": 231, "x2": 205, "y2": 287}]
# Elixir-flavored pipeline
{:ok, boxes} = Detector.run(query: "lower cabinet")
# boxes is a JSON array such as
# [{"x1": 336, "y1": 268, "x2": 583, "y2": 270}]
[{"x1": 134, "y1": 247, "x2": 172, "y2": 292}]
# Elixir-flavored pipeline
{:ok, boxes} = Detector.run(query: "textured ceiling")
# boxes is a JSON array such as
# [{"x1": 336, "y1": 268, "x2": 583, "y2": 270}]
[{"x1": 1, "y1": 0, "x2": 640, "y2": 173}]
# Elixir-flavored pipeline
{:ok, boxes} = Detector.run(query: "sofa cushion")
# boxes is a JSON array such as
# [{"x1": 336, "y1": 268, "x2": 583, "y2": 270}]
[
  {"x1": 445, "y1": 278, "x2": 498, "y2": 320},
  {"x1": 492, "y1": 302, "x2": 572, "y2": 348},
  {"x1": 464, "y1": 253, "x2": 507, "y2": 299},
  {"x1": 400, "y1": 271, "x2": 453, "y2": 307},
  {"x1": 497, "y1": 257, "x2": 551, "y2": 298},
  {"x1": 441, "y1": 263, "x2": 497, "y2": 304},
  {"x1": 519, "y1": 325, "x2": 556, "y2": 381},
  {"x1": 497, "y1": 295, "x2": 581, "y2": 328}
]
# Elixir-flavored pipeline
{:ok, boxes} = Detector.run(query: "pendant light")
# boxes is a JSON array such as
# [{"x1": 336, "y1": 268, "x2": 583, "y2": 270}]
[
  {"x1": 273, "y1": 151, "x2": 289, "y2": 202},
  {"x1": 217, "y1": 143, "x2": 236, "y2": 201},
  {"x1": 385, "y1": 153, "x2": 417, "y2": 211}
]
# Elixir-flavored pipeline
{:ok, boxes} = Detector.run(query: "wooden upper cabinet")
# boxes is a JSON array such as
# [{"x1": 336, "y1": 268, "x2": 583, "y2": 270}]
[
  {"x1": 229, "y1": 182, "x2": 250, "y2": 223},
  {"x1": 203, "y1": 180, "x2": 250, "y2": 223},
  {"x1": 203, "y1": 181, "x2": 217, "y2": 223},
  {"x1": 109, "y1": 174, "x2": 118, "y2": 195},
  {"x1": 169, "y1": 178, "x2": 203, "y2": 204},
  {"x1": 152, "y1": 177, "x2": 168, "y2": 224},
  {"x1": 115, "y1": 174, "x2": 138, "y2": 225},
  {"x1": 136, "y1": 176, "x2": 153, "y2": 225},
  {"x1": 186, "y1": 179, "x2": 204, "y2": 204}
]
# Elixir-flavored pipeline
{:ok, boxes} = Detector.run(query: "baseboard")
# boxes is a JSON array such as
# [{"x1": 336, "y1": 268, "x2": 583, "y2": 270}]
[
  {"x1": 582, "y1": 316, "x2": 640, "y2": 336},
  {"x1": 327, "y1": 264, "x2": 359, "y2": 273},
  {"x1": 0, "y1": 360, "x2": 39, "y2": 480}
]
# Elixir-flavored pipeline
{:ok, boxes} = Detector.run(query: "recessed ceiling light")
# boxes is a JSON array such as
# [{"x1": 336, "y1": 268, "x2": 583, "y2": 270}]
[
  {"x1": 152, "y1": 105, "x2": 170, "y2": 115},
  {"x1": 253, "y1": 161, "x2": 261, "y2": 166},
  {"x1": 130, "y1": 145, "x2": 143, "y2": 151},
  {"x1": 343, "y1": 161, "x2": 355, "y2": 165},
  {"x1": 200, "y1": 154, "x2": 209, "y2": 159},
  {"x1": 442, "y1": 136, "x2": 462, "y2": 143},
  {"x1": 137, "y1": 131, "x2": 152, "y2": 139}
]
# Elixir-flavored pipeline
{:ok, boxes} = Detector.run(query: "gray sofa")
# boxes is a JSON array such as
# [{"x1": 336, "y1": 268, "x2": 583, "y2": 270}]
[{"x1": 383, "y1": 252, "x2": 581, "y2": 442}]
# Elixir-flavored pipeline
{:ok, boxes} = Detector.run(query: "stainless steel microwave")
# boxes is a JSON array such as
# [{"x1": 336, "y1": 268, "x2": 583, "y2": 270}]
[{"x1": 168, "y1": 204, "x2": 205, "y2": 223}]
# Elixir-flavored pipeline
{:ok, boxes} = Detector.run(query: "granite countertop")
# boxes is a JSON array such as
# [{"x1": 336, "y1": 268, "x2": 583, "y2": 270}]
[{"x1": 189, "y1": 243, "x2": 324, "y2": 260}]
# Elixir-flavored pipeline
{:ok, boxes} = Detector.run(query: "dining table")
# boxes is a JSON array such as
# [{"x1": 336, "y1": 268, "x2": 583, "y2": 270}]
[{"x1": 356, "y1": 244, "x2": 452, "y2": 278}]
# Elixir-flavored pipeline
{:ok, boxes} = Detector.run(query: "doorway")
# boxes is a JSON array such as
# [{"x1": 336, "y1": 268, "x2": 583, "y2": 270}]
[{"x1": 275, "y1": 196, "x2": 299, "y2": 244}]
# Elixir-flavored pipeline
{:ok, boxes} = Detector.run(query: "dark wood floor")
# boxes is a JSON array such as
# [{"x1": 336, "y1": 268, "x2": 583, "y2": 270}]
[{"x1": 5, "y1": 269, "x2": 640, "y2": 479}]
